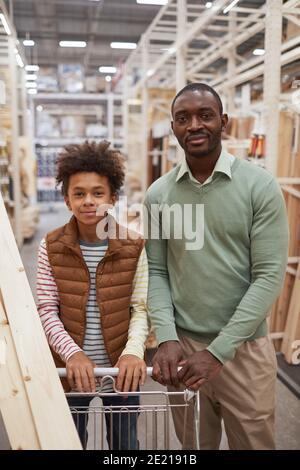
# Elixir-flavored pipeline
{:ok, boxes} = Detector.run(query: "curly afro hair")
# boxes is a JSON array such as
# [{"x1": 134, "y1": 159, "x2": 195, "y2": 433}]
[{"x1": 56, "y1": 140, "x2": 125, "y2": 196}]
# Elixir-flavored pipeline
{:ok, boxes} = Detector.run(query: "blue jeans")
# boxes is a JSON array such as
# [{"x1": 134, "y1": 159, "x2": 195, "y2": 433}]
[{"x1": 67, "y1": 394, "x2": 140, "y2": 450}]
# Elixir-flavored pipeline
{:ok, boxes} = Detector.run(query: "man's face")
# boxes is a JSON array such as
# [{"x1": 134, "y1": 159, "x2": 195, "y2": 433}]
[
  {"x1": 171, "y1": 90, "x2": 228, "y2": 158},
  {"x1": 65, "y1": 172, "x2": 116, "y2": 226}
]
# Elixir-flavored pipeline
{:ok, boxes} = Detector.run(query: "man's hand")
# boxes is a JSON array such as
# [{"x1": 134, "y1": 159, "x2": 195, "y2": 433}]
[
  {"x1": 115, "y1": 355, "x2": 147, "y2": 393},
  {"x1": 177, "y1": 350, "x2": 223, "y2": 391},
  {"x1": 66, "y1": 351, "x2": 97, "y2": 393},
  {"x1": 152, "y1": 341, "x2": 185, "y2": 387}
]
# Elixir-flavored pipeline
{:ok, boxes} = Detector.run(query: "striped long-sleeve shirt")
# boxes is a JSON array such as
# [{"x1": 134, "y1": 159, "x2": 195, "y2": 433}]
[{"x1": 36, "y1": 238, "x2": 149, "y2": 367}]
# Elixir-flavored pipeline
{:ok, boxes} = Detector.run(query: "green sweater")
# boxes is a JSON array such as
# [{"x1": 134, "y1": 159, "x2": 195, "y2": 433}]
[{"x1": 144, "y1": 150, "x2": 289, "y2": 364}]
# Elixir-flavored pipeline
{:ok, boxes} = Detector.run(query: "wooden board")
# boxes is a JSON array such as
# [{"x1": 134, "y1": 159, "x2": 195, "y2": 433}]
[
  {"x1": 0, "y1": 293, "x2": 39, "y2": 449},
  {"x1": 281, "y1": 262, "x2": 300, "y2": 363},
  {"x1": 270, "y1": 112, "x2": 300, "y2": 355},
  {"x1": 277, "y1": 112, "x2": 294, "y2": 177},
  {"x1": 0, "y1": 192, "x2": 81, "y2": 450}
]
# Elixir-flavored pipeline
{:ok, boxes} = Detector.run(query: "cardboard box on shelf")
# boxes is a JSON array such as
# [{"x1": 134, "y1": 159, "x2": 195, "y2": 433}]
[
  {"x1": 86, "y1": 123, "x2": 108, "y2": 138},
  {"x1": 58, "y1": 64, "x2": 84, "y2": 93},
  {"x1": 85, "y1": 76, "x2": 106, "y2": 93},
  {"x1": 60, "y1": 115, "x2": 85, "y2": 137},
  {"x1": 37, "y1": 67, "x2": 59, "y2": 93},
  {"x1": 37, "y1": 113, "x2": 60, "y2": 138}
]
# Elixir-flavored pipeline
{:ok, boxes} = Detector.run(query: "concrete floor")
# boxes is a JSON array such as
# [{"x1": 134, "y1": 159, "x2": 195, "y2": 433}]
[{"x1": 18, "y1": 203, "x2": 300, "y2": 450}]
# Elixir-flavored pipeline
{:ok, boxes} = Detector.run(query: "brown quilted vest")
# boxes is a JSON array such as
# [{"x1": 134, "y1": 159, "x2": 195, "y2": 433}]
[{"x1": 46, "y1": 215, "x2": 144, "y2": 390}]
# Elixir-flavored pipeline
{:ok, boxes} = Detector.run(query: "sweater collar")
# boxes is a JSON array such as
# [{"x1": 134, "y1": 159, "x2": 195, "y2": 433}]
[{"x1": 176, "y1": 147, "x2": 234, "y2": 184}]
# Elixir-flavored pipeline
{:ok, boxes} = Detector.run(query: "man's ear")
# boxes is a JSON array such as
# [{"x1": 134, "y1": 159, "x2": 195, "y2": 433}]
[
  {"x1": 64, "y1": 195, "x2": 72, "y2": 211},
  {"x1": 221, "y1": 114, "x2": 229, "y2": 131}
]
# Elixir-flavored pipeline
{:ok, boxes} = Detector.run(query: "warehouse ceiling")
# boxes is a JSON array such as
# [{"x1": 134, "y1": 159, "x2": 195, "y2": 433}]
[
  {"x1": 5, "y1": 0, "x2": 268, "y2": 77},
  {"x1": 5, "y1": 0, "x2": 163, "y2": 74}
]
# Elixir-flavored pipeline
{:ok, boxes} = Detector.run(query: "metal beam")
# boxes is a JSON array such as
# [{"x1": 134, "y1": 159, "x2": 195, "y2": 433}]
[
  {"x1": 176, "y1": 0, "x2": 187, "y2": 93},
  {"x1": 141, "y1": 34, "x2": 149, "y2": 193},
  {"x1": 283, "y1": 14, "x2": 300, "y2": 27},
  {"x1": 214, "y1": 40, "x2": 300, "y2": 91},
  {"x1": 264, "y1": 0, "x2": 283, "y2": 175},
  {"x1": 126, "y1": 0, "x2": 229, "y2": 89},
  {"x1": 187, "y1": 7, "x2": 266, "y2": 77},
  {"x1": 8, "y1": 37, "x2": 22, "y2": 247}
]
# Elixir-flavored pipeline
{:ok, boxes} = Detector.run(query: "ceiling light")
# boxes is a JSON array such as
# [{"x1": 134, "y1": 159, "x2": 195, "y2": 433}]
[
  {"x1": 105, "y1": 76, "x2": 112, "y2": 82},
  {"x1": 25, "y1": 82, "x2": 37, "y2": 88},
  {"x1": 223, "y1": 0, "x2": 240, "y2": 14},
  {"x1": 36, "y1": 105, "x2": 43, "y2": 112},
  {"x1": 25, "y1": 65, "x2": 39, "y2": 72},
  {"x1": 28, "y1": 89, "x2": 37, "y2": 95},
  {"x1": 15, "y1": 53, "x2": 24, "y2": 68},
  {"x1": 0, "y1": 13, "x2": 11, "y2": 35},
  {"x1": 25, "y1": 74, "x2": 37, "y2": 81},
  {"x1": 168, "y1": 47, "x2": 176, "y2": 54},
  {"x1": 136, "y1": 0, "x2": 168, "y2": 4},
  {"x1": 147, "y1": 69, "x2": 154, "y2": 77},
  {"x1": 59, "y1": 41, "x2": 87, "y2": 48},
  {"x1": 110, "y1": 42, "x2": 137, "y2": 50},
  {"x1": 23, "y1": 39, "x2": 35, "y2": 46},
  {"x1": 160, "y1": 47, "x2": 176, "y2": 53},
  {"x1": 99, "y1": 66, "x2": 117, "y2": 74},
  {"x1": 253, "y1": 48, "x2": 265, "y2": 56},
  {"x1": 206, "y1": 2, "x2": 213, "y2": 7}
]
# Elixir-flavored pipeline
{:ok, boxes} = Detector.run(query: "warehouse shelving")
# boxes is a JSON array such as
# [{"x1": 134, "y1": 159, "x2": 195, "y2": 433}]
[
  {"x1": 31, "y1": 92, "x2": 124, "y2": 206},
  {"x1": 0, "y1": 0, "x2": 31, "y2": 247},
  {"x1": 32, "y1": 93, "x2": 124, "y2": 148},
  {"x1": 123, "y1": 0, "x2": 300, "y2": 188}
]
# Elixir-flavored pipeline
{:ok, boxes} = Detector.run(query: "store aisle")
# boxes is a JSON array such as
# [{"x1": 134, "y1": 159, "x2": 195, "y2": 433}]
[
  {"x1": 19, "y1": 205, "x2": 300, "y2": 450},
  {"x1": 21, "y1": 203, "x2": 70, "y2": 300}
]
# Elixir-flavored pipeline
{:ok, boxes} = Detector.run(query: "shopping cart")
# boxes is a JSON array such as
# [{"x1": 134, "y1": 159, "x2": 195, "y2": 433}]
[{"x1": 58, "y1": 367, "x2": 200, "y2": 450}]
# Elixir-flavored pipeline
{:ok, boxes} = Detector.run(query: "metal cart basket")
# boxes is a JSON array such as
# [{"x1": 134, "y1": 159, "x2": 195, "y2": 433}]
[{"x1": 58, "y1": 367, "x2": 200, "y2": 450}]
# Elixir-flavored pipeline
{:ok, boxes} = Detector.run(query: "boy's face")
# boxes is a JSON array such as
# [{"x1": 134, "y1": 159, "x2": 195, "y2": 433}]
[{"x1": 65, "y1": 172, "x2": 116, "y2": 226}]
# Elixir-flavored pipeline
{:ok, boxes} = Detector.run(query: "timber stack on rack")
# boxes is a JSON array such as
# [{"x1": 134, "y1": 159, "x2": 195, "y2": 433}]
[
  {"x1": 270, "y1": 111, "x2": 300, "y2": 363},
  {"x1": 0, "y1": 191, "x2": 82, "y2": 450}
]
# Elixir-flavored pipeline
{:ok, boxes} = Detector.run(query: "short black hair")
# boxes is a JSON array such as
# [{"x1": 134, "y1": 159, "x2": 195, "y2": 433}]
[
  {"x1": 56, "y1": 140, "x2": 125, "y2": 196},
  {"x1": 171, "y1": 82, "x2": 223, "y2": 116}
]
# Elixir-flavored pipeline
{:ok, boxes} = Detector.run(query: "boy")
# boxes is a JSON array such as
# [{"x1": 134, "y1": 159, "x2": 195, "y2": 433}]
[{"x1": 37, "y1": 140, "x2": 148, "y2": 449}]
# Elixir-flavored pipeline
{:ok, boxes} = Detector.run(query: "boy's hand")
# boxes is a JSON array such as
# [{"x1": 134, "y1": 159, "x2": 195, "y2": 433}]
[
  {"x1": 115, "y1": 355, "x2": 147, "y2": 393},
  {"x1": 66, "y1": 351, "x2": 97, "y2": 393}
]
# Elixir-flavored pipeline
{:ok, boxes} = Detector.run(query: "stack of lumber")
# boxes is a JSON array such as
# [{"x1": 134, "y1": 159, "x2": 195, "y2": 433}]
[
  {"x1": 0, "y1": 191, "x2": 81, "y2": 450},
  {"x1": 21, "y1": 205, "x2": 39, "y2": 240},
  {"x1": 270, "y1": 110, "x2": 300, "y2": 364}
]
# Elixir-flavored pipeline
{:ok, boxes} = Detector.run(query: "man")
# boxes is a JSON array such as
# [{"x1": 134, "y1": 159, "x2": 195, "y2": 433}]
[{"x1": 144, "y1": 83, "x2": 289, "y2": 450}]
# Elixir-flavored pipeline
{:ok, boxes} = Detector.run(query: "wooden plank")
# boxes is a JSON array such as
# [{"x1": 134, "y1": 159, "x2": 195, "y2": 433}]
[
  {"x1": 288, "y1": 257, "x2": 300, "y2": 264},
  {"x1": 277, "y1": 112, "x2": 294, "y2": 177},
  {"x1": 271, "y1": 272, "x2": 294, "y2": 350},
  {"x1": 286, "y1": 266, "x2": 297, "y2": 276},
  {"x1": 0, "y1": 293, "x2": 40, "y2": 449},
  {"x1": 271, "y1": 112, "x2": 300, "y2": 353},
  {"x1": 281, "y1": 262, "x2": 300, "y2": 363},
  {"x1": 0, "y1": 192, "x2": 81, "y2": 450},
  {"x1": 278, "y1": 178, "x2": 300, "y2": 184},
  {"x1": 281, "y1": 185, "x2": 300, "y2": 199}
]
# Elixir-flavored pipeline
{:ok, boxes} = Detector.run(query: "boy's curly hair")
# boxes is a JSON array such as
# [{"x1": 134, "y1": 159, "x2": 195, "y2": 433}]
[{"x1": 56, "y1": 140, "x2": 125, "y2": 196}]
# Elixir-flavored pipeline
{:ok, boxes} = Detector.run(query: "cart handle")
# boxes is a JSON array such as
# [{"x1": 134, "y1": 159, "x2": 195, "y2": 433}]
[{"x1": 57, "y1": 367, "x2": 156, "y2": 378}]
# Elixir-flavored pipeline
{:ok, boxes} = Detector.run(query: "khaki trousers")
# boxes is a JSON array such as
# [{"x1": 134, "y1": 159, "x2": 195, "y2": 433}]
[{"x1": 168, "y1": 334, "x2": 277, "y2": 450}]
